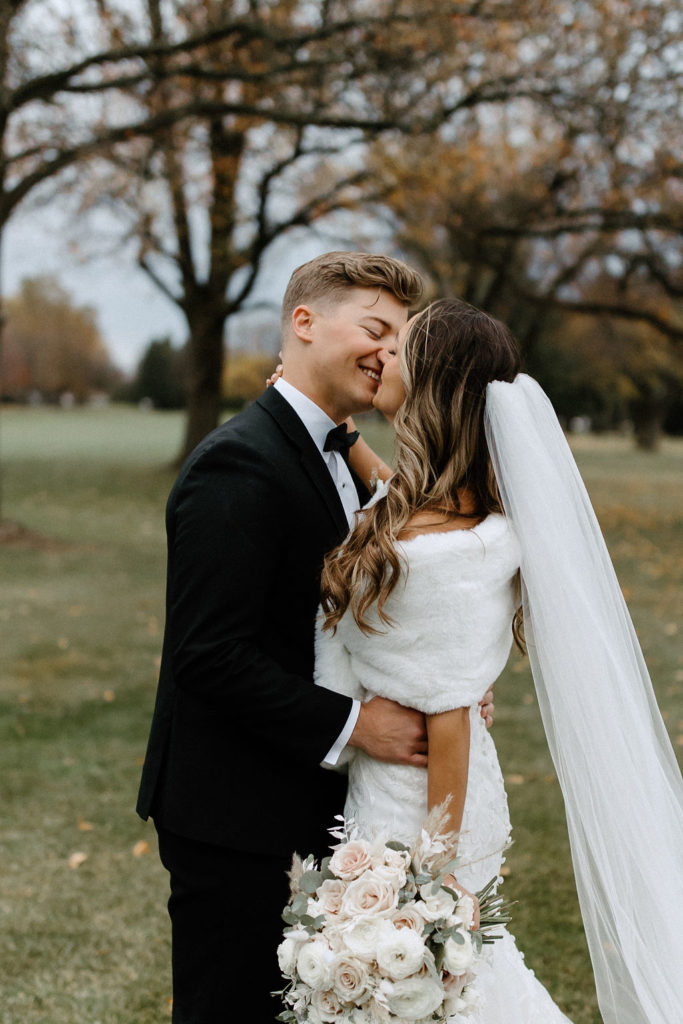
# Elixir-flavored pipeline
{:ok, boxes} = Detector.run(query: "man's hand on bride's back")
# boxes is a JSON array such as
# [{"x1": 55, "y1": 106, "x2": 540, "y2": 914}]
[{"x1": 348, "y1": 696, "x2": 428, "y2": 767}]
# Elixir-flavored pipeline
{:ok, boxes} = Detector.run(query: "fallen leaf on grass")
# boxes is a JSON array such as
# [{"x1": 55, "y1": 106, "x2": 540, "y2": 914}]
[
  {"x1": 78, "y1": 819, "x2": 94, "y2": 832},
  {"x1": 132, "y1": 840, "x2": 150, "y2": 857},
  {"x1": 102, "y1": 690, "x2": 115, "y2": 702},
  {"x1": 68, "y1": 851, "x2": 88, "y2": 869}
]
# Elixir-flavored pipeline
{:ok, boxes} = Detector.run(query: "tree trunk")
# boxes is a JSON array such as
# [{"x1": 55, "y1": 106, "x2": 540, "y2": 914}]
[
  {"x1": 178, "y1": 301, "x2": 227, "y2": 464},
  {"x1": 631, "y1": 391, "x2": 667, "y2": 452}
]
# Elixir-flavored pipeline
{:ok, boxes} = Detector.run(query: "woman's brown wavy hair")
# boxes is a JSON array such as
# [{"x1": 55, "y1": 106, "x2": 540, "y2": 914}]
[{"x1": 320, "y1": 298, "x2": 522, "y2": 641}]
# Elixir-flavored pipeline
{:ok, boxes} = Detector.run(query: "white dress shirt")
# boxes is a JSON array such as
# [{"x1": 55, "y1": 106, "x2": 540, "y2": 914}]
[{"x1": 272, "y1": 378, "x2": 361, "y2": 765}]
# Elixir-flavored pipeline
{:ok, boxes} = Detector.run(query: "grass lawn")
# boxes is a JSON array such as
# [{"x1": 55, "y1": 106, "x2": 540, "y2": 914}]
[{"x1": 0, "y1": 404, "x2": 681, "y2": 1024}]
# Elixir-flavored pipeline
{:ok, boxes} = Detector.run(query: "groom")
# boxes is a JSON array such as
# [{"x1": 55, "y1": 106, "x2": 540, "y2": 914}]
[{"x1": 137, "y1": 252, "x2": 431, "y2": 1022}]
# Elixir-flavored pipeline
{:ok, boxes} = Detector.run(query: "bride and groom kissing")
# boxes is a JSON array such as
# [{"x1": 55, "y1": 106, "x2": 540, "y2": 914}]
[{"x1": 137, "y1": 251, "x2": 683, "y2": 1024}]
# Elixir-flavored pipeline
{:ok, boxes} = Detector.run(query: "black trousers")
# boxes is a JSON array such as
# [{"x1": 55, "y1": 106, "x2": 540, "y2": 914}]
[{"x1": 157, "y1": 825, "x2": 292, "y2": 1024}]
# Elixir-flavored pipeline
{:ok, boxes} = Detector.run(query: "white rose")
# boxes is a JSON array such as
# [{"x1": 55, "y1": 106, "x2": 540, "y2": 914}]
[
  {"x1": 416, "y1": 882, "x2": 457, "y2": 922},
  {"x1": 375, "y1": 924, "x2": 426, "y2": 980},
  {"x1": 332, "y1": 954, "x2": 373, "y2": 1004},
  {"x1": 372, "y1": 862, "x2": 407, "y2": 892},
  {"x1": 341, "y1": 870, "x2": 398, "y2": 918},
  {"x1": 310, "y1": 989, "x2": 345, "y2": 1022},
  {"x1": 317, "y1": 878, "x2": 345, "y2": 916},
  {"x1": 391, "y1": 905, "x2": 425, "y2": 934},
  {"x1": 342, "y1": 916, "x2": 391, "y2": 960},
  {"x1": 380, "y1": 974, "x2": 444, "y2": 1019},
  {"x1": 443, "y1": 930, "x2": 474, "y2": 974},
  {"x1": 297, "y1": 936, "x2": 335, "y2": 990},
  {"x1": 329, "y1": 840, "x2": 372, "y2": 881},
  {"x1": 382, "y1": 845, "x2": 411, "y2": 871}
]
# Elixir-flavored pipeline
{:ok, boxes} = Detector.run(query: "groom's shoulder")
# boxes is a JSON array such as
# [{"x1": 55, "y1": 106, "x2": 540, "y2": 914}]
[{"x1": 172, "y1": 392, "x2": 288, "y2": 485}]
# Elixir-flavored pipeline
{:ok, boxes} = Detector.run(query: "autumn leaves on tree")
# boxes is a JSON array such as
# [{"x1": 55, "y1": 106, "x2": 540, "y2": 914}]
[{"x1": 1, "y1": 1, "x2": 682, "y2": 453}]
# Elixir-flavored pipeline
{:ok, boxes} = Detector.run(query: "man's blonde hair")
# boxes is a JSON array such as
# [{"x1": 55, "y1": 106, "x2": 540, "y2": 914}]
[{"x1": 281, "y1": 251, "x2": 423, "y2": 336}]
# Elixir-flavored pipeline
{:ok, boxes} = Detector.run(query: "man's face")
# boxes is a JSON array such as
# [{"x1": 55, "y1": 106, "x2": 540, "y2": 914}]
[{"x1": 298, "y1": 287, "x2": 408, "y2": 422}]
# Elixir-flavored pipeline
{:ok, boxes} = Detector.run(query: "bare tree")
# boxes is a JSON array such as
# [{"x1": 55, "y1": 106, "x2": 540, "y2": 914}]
[{"x1": 67, "y1": 0, "x2": 561, "y2": 460}]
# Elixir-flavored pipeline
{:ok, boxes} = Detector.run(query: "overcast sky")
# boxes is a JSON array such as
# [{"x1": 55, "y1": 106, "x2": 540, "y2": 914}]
[{"x1": 3, "y1": 204, "x2": 339, "y2": 374}]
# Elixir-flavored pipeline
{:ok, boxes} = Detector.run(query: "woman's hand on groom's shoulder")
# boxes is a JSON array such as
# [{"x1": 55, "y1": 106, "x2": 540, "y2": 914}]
[{"x1": 348, "y1": 696, "x2": 428, "y2": 767}]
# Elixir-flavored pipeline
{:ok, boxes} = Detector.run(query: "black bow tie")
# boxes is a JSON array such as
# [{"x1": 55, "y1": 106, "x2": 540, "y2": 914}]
[{"x1": 324, "y1": 423, "x2": 360, "y2": 463}]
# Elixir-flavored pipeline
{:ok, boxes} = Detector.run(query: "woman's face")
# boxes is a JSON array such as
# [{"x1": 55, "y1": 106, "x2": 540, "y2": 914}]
[{"x1": 373, "y1": 314, "x2": 416, "y2": 421}]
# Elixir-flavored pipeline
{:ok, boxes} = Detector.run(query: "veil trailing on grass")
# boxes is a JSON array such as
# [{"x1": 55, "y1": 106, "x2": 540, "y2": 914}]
[{"x1": 484, "y1": 374, "x2": 683, "y2": 1024}]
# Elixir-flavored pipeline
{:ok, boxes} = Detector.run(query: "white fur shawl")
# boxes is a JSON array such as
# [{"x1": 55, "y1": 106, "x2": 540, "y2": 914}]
[{"x1": 314, "y1": 514, "x2": 520, "y2": 714}]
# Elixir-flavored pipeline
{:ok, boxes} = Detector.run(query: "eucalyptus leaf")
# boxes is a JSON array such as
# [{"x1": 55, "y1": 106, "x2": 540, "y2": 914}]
[
  {"x1": 299, "y1": 869, "x2": 323, "y2": 894},
  {"x1": 291, "y1": 893, "x2": 309, "y2": 916},
  {"x1": 385, "y1": 840, "x2": 410, "y2": 852}
]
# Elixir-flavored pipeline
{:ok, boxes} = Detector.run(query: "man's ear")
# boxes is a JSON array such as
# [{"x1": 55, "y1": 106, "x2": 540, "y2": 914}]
[{"x1": 291, "y1": 304, "x2": 316, "y2": 343}]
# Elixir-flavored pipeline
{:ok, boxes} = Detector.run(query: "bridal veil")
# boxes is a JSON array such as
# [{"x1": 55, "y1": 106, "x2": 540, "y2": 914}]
[{"x1": 484, "y1": 374, "x2": 683, "y2": 1024}]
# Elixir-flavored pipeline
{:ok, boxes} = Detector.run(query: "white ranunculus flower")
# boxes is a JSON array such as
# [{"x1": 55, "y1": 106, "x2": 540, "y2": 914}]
[
  {"x1": 297, "y1": 936, "x2": 335, "y2": 991},
  {"x1": 443, "y1": 930, "x2": 474, "y2": 974},
  {"x1": 342, "y1": 916, "x2": 391, "y2": 960},
  {"x1": 416, "y1": 882, "x2": 457, "y2": 922},
  {"x1": 453, "y1": 893, "x2": 475, "y2": 930},
  {"x1": 277, "y1": 937, "x2": 299, "y2": 977},
  {"x1": 341, "y1": 870, "x2": 398, "y2": 918},
  {"x1": 329, "y1": 840, "x2": 372, "y2": 881},
  {"x1": 317, "y1": 878, "x2": 345, "y2": 916},
  {"x1": 277, "y1": 929, "x2": 310, "y2": 977},
  {"x1": 332, "y1": 954, "x2": 373, "y2": 1004},
  {"x1": 380, "y1": 974, "x2": 444, "y2": 1019},
  {"x1": 375, "y1": 924, "x2": 426, "y2": 980},
  {"x1": 310, "y1": 988, "x2": 345, "y2": 1022}
]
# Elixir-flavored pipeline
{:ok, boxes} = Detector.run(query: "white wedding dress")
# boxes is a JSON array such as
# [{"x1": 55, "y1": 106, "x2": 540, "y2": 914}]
[{"x1": 314, "y1": 512, "x2": 573, "y2": 1023}]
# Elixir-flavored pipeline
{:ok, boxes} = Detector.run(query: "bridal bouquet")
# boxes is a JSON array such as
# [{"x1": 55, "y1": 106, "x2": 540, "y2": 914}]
[{"x1": 275, "y1": 810, "x2": 511, "y2": 1024}]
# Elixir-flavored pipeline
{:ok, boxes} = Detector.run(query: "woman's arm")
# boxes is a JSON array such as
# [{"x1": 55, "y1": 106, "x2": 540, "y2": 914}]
[
  {"x1": 345, "y1": 416, "x2": 394, "y2": 489},
  {"x1": 426, "y1": 706, "x2": 480, "y2": 928},
  {"x1": 426, "y1": 707, "x2": 470, "y2": 836}
]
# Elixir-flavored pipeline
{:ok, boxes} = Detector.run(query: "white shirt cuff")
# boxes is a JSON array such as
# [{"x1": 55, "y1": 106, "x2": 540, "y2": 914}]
[{"x1": 321, "y1": 699, "x2": 361, "y2": 768}]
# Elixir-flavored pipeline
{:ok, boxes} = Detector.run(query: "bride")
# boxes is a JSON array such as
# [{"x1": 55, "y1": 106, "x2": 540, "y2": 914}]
[{"x1": 312, "y1": 298, "x2": 683, "y2": 1023}]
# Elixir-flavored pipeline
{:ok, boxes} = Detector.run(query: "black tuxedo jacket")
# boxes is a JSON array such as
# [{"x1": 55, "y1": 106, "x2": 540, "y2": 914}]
[{"x1": 137, "y1": 387, "x2": 370, "y2": 857}]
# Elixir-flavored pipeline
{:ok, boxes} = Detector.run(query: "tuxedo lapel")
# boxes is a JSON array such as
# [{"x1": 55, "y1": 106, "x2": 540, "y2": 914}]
[{"x1": 256, "y1": 388, "x2": 350, "y2": 538}]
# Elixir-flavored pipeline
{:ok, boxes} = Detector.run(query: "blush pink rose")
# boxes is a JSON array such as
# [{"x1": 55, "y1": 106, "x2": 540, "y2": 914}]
[
  {"x1": 341, "y1": 871, "x2": 398, "y2": 918},
  {"x1": 329, "y1": 840, "x2": 373, "y2": 881}
]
